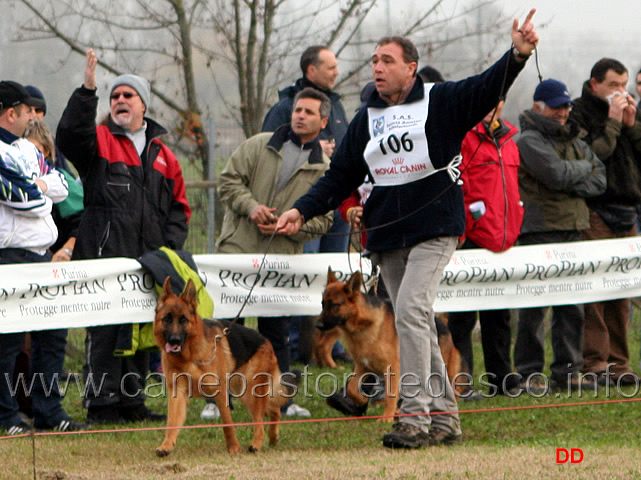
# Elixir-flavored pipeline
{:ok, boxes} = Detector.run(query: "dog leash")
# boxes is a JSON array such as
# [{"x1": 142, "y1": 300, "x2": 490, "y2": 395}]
[
  {"x1": 345, "y1": 219, "x2": 382, "y2": 295},
  {"x1": 218, "y1": 228, "x2": 280, "y2": 338},
  {"x1": 226, "y1": 42, "x2": 544, "y2": 326},
  {"x1": 298, "y1": 44, "x2": 544, "y2": 243}
]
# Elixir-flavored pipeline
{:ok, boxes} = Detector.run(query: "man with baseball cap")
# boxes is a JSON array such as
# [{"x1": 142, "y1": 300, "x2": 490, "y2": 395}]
[
  {"x1": 0, "y1": 81, "x2": 39, "y2": 137},
  {"x1": 25, "y1": 85, "x2": 47, "y2": 118},
  {"x1": 57, "y1": 50, "x2": 191, "y2": 425},
  {"x1": 513, "y1": 78, "x2": 606, "y2": 392},
  {"x1": 534, "y1": 78, "x2": 573, "y2": 104},
  {"x1": 0, "y1": 80, "x2": 83, "y2": 434},
  {"x1": 0, "y1": 80, "x2": 39, "y2": 111}
]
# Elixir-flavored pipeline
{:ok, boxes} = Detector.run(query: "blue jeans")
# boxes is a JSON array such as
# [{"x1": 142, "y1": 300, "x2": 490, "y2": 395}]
[{"x1": 0, "y1": 248, "x2": 70, "y2": 429}]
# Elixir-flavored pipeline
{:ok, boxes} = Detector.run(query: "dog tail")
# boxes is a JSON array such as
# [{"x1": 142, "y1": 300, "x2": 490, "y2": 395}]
[{"x1": 435, "y1": 314, "x2": 451, "y2": 337}]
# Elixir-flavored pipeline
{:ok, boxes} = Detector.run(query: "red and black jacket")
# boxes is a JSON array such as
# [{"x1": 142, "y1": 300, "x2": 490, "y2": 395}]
[
  {"x1": 56, "y1": 86, "x2": 191, "y2": 260},
  {"x1": 459, "y1": 119, "x2": 523, "y2": 252}
]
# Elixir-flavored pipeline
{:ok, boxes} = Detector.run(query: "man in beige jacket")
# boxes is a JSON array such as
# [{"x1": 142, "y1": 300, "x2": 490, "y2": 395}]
[{"x1": 216, "y1": 87, "x2": 333, "y2": 418}]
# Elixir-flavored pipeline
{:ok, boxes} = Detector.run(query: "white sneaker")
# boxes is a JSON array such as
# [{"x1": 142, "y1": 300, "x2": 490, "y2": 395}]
[
  {"x1": 200, "y1": 403, "x2": 220, "y2": 420},
  {"x1": 283, "y1": 403, "x2": 311, "y2": 418}
]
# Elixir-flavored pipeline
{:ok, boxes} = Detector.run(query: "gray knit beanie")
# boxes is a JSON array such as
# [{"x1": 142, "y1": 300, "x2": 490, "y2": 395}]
[{"x1": 110, "y1": 74, "x2": 151, "y2": 110}]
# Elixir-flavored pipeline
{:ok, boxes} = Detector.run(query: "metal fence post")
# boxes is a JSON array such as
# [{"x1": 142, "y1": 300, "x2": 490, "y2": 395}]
[{"x1": 208, "y1": 117, "x2": 216, "y2": 253}]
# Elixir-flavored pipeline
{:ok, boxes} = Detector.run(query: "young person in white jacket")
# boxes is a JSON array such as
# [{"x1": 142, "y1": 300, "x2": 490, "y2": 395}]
[{"x1": 0, "y1": 80, "x2": 85, "y2": 435}]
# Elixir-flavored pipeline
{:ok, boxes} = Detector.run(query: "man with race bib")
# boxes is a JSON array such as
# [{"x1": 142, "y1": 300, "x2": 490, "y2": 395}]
[{"x1": 276, "y1": 10, "x2": 539, "y2": 449}]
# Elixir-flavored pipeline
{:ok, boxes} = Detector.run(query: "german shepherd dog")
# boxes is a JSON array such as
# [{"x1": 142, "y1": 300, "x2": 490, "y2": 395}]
[
  {"x1": 433, "y1": 313, "x2": 464, "y2": 397},
  {"x1": 312, "y1": 326, "x2": 342, "y2": 369},
  {"x1": 314, "y1": 312, "x2": 460, "y2": 386},
  {"x1": 153, "y1": 278, "x2": 291, "y2": 456},
  {"x1": 319, "y1": 270, "x2": 463, "y2": 420},
  {"x1": 319, "y1": 269, "x2": 400, "y2": 422}
]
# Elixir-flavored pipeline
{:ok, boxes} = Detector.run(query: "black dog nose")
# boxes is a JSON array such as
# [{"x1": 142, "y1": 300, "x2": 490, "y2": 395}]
[
  {"x1": 315, "y1": 319, "x2": 331, "y2": 331},
  {"x1": 316, "y1": 316, "x2": 344, "y2": 331}
]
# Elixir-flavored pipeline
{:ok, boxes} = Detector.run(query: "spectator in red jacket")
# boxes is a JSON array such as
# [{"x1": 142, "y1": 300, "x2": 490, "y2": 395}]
[
  {"x1": 57, "y1": 50, "x2": 191, "y2": 425},
  {"x1": 448, "y1": 100, "x2": 523, "y2": 399}
]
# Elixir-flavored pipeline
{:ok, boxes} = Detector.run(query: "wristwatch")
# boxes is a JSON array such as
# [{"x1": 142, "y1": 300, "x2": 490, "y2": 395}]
[{"x1": 512, "y1": 46, "x2": 531, "y2": 60}]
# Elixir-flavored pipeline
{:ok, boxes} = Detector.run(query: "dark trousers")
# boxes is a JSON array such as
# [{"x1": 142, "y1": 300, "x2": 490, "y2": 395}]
[
  {"x1": 0, "y1": 248, "x2": 69, "y2": 429},
  {"x1": 290, "y1": 210, "x2": 351, "y2": 363},
  {"x1": 448, "y1": 239, "x2": 514, "y2": 392},
  {"x1": 514, "y1": 231, "x2": 585, "y2": 381},
  {"x1": 515, "y1": 304, "x2": 584, "y2": 380},
  {"x1": 83, "y1": 324, "x2": 149, "y2": 409},
  {"x1": 257, "y1": 316, "x2": 291, "y2": 374},
  {"x1": 449, "y1": 308, "x2": 514, "y2": 392},
  {"x1": 257, "y1": 316, "x2": 294, "y2": 412},
  {"x1": 580, "y1": 210, "x2": 635, "y2": 375}
]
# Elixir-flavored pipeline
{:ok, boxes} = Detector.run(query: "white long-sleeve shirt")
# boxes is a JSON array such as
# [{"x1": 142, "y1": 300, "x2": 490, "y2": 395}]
[{"x1": 0, "y1": 138, "x2": 68, "y2": 254}]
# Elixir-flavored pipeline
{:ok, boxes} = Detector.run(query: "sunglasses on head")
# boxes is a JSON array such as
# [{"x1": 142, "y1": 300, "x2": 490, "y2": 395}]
[{"x1": 110, "y1": 91, "x2": 138, "y2": 101}]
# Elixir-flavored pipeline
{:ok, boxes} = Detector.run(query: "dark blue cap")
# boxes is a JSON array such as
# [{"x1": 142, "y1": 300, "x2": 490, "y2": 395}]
[
  {"x1": 533, "y1": 79, "x2": 573, "y2": 108},
  {"x1": 25, "y1": 85, "x2": 46, "y2": 114}
]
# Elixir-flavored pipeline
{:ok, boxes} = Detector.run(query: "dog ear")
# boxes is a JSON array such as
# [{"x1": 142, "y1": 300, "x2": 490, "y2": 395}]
[
  {"x1": 327, "y1": 267, "x2": 337, "y2": 285},
  {"x1": 181, "y1": 279, "x2": 198, "y2": 306},
  {"x1": 159, "y1": 276, "x2": 173, "y2": 302},
  {"x1": 345, "y1": 271, "x2": 362, "y2": 296}
]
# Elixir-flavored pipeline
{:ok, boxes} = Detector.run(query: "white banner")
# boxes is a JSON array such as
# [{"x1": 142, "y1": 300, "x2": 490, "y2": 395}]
[
  {"x1": 0, "y1": 253, "x2": 374, "y2": 334},
  {"x1": 435, "y1": 237, "x2": 641, "y2": 311},
  {"x1": 1, "y1": 237, "x2": 641, "y2": 333}
]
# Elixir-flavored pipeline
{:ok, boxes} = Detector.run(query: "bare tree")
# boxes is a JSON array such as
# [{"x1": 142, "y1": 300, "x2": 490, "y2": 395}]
[{"x1": 14, "y1": 0, "x2": 509, "y2": 177}]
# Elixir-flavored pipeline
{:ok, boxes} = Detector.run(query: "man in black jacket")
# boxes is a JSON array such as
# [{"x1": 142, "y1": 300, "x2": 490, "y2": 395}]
[
  {"x1": 277, "y1": 10, "x2": 539, "y2": 449},
  {"x1": 569, "y1": 58, "x2": 641, "y2": 386},
  {"x1": 263, "y1": 45, "x2": 351, "y2": 367},
  {"x1": 263, "y1": 46, "x2": 347, "y2": 150},
  {"x1": 57, "y1": 49, "x2": 191, "y2": 425}
]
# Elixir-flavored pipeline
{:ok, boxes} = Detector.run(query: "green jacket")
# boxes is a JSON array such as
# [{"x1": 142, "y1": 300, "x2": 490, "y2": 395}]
[
  {"x1": 517, "y1": 109, "x2": 606, "y2": 233},
  {"x1": 569, "y1": 81, "x2": 641, "y2": 231},
  {"x1": 217, "y1": 125, "x2": 332, "y2": 254}
]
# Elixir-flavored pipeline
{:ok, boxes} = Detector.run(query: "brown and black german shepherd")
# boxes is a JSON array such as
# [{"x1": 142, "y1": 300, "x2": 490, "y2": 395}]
[
  {"x1": 311, "y1": 326, "x2": 343, "y2": 369},
  {"x1": 319, "y1": 269, "x2": 400, "y2": 421},
  {"x1": 153, "y1": 278, "x2": 291, "y2": 456},
  {"x1": 434, "y1": 313, "x2": 463, "y2": 397},
  {"x1": 319, "y1": 269, "x2": 463, "y2": 420}
]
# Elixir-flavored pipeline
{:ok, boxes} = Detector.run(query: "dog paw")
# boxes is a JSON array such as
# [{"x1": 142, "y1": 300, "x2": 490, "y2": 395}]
[
  {"x1": 156, "y1": 448, "x2": 171, "y2": 457},
  {"x1": 376, "y1": 416, "x2": 395, "y2": 423},
  {"x1": 227, "y1": 444, "x2": 242, "y2": 454}
]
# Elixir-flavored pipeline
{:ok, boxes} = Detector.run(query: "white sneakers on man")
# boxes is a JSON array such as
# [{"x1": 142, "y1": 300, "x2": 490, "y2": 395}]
[
  {"x1": 200, "y1": 403, "x2": 220, "y2": 420},
  {"x1": 200, "y1": 400, "x2": 310, "y2": 419},
  {"x1": 283, "y1": 403, "x2": 311, "y2": 417}
]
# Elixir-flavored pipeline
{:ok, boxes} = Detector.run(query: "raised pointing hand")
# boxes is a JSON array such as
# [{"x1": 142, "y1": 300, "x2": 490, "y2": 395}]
[{"x1": 512, "y1": 8, "x2": 539, "y2": 57}]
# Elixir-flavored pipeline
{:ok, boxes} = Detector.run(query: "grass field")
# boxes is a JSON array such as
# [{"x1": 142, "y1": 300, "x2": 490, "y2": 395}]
[{"x1": 3, "y1": 312, "x2": 641, "y2": 480}]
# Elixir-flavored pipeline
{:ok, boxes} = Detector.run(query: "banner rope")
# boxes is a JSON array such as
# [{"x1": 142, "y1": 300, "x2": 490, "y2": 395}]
[{"x1": 4, "y1": 394, "x2": 641, "y2": 442}]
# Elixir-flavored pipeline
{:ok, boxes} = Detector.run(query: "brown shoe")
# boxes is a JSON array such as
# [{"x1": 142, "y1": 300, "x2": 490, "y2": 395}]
[
  {"x1": 428, "y1": 427, "x2": 463, "y2": 446},
  {"x1": 382, "y1": 422, "x2": 430, "y2": 449},
  {"x1": 613, "y1": 372, "x2": 640, "y2": 386},
  {"x1": 516, "y1": 376, "x2": 548, "y2": 395},
  {"x1": 551, "y1": 375, "x2": 597, "y2": 391}
]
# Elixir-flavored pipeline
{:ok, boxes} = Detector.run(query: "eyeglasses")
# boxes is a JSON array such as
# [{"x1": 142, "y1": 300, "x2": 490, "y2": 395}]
[{"x1": 110, "y1": 91, "x2": 138, "y2": 101}]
